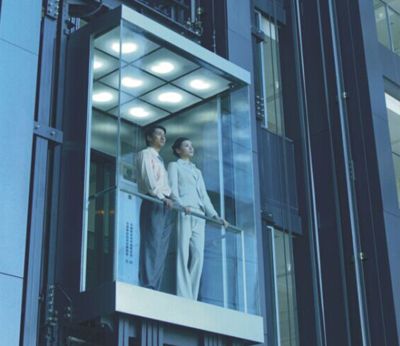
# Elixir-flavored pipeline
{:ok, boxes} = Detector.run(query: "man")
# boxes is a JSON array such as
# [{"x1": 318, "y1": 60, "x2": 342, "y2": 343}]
[{"x1": 136, "y1": 124, "x2": 174, "y2": 290}]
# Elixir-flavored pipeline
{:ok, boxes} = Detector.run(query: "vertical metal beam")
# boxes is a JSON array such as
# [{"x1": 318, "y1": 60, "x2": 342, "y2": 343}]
[
  {"x1": 292, "y1": 0, "x2": 327, "y2": 344},
  {"x1": 240, "y1": 229, "x2": 248, "y2": 313},
  {"x1": 216, "y1": 97, "x2": 228, "y2": 308},
  {"x1": 21, "y1": 3, "x2": 60, "y2": 345},
  {"x1": 140, "y1": 319, "x2": 163, "y2": 346},
  {"x1": 268, "y1": 226, "x2": 282, "y2": 345},
  {"x1": 116, "y1": 315, "x2": 136, "y2": 346},
  {"x1": 325, "y1": 0, "x2": 371, "y2": 344},
  {"x1": 22, "y1": 136, "x2": 49, "y2": 345}
]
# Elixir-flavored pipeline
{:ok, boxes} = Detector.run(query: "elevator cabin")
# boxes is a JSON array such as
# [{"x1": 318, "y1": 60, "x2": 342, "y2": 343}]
[{"x1": 60, "y1": 5, "x2": 263, "y2": 345}]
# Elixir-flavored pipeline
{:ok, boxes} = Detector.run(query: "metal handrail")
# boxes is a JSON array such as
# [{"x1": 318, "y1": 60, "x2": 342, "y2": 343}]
[
  {"x1": 88, "y1": 185, "x2": 117, "y2": 201},
  {"x1": 87, "y1": 185, "x2": 244, "y2": 233},
  {"x1": 120, "y1": 188, "x2": 244, "y2": 234}
]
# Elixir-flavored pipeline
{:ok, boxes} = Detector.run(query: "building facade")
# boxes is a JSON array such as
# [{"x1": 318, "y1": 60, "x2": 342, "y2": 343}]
[{"x1": 0, "y1": 0, "x2": 399, "y2": 345}]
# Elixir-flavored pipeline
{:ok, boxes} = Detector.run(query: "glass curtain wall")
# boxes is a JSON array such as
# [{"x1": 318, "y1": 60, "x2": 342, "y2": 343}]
[
  {"x1": 80, "y1": 17, "x2": 260, "y2": 314},
  {"x1": 254, "y1": 9, "x2": 300, "y2": 346},
  {"x1": 385, "y1": 92, "x2": 400, "y2": 207},
  {"x1": 267, "y1": 226, "x2": 299, "y2": 346},
  {"x1": 374, "y1": 0, "x2": 400, "y2": 55},
  {"x1": 255, "y1": 12, "x2": 284, "y2": 135}
]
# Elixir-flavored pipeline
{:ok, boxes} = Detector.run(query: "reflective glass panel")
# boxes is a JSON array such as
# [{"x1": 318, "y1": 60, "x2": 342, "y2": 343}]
[
  {"x1": 386, "y1": 92, "x2": 400, "y2": 207},
  {"x1": 388, "y1": 7, "x2": 400, "y2": 54},
  {"x1": 273, "y1": 230, "x2": 299, "y2": 346},
  {"x1": 374, "y1": 0, "x2": 391, "y2": 48},
  {"x1": 256, "y1": 12, "x2": 284, "y2": 135}
]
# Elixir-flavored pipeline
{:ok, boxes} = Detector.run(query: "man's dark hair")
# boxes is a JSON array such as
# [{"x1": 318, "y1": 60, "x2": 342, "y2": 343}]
[
  {"x1": 172, "y1": 137, "x2": 190, "y2": 158},
  {"x1": 144, "y1": 124, "x2": 167, "y2": 146}
]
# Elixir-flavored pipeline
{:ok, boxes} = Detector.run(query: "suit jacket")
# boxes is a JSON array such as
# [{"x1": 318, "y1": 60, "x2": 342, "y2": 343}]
[{"x1": 168, "y1": 159, "x2": 218, "y2": 217}]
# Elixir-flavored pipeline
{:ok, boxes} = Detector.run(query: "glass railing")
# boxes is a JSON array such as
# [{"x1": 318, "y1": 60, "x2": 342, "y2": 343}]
[
  {"x1": 85, "y1": 185, "x2": 249, "y2": 312},
  {"x1": 86, "y1": 188, "x2": 116, "y2": 290}
]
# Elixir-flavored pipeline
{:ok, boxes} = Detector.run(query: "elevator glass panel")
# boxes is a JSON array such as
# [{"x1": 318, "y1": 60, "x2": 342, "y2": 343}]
[{"x1": 81, "y1": 17, "x2": 259, "y2": 314}]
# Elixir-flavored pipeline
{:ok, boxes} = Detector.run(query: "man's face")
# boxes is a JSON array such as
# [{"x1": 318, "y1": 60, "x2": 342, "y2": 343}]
[{"x1": 148, "y1": 128, "x2": 166, "y2": 149}]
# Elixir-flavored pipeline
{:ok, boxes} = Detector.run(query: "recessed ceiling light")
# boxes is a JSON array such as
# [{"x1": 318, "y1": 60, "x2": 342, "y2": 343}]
[
  {"x1": 93, "y1": 59, "x2": 103, "y2": 70},
  {"x1": 93, "y1": 91, "x2": 113, "y2": 103},
  {"x1": 111, "y1": 42, "x2": 138, "y2": 54},
  {"x1": 189, "y1": 79, "x2": 211, "y2": 90},
  {"x1": 122, "y1": 77, "x2": 143, "y2": 88},
  {"x1": 158, "y1": 91, "x2": 183, "y2": 103},
  {"x1": 150, "y1": 61, "x2": 175, "y2": 74},
  {"x1": 129, "y1": 107, "x2": 150, "y2": 118}
]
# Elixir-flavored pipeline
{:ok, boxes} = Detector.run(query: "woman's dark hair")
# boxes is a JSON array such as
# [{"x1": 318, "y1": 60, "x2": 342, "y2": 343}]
[
  {"x1": 144, "y1": 124, "x2": 166, "y2": 145},
  {"x1": 172, "y1": 137, "x2": 190, "y2": 158}
]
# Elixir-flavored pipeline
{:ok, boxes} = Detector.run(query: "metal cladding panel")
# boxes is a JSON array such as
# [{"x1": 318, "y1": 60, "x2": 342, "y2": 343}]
[
  {"x1": 115, "y1": 282, "x2": 264, "y2": 343},
  {"x1": 0, "y1": 39, "x2": 37, "y2": 277},
  {"x1": 0, "y1": 0, "x2": 41, "y2": 54},
  {"x1": 0, "y1": 275, "x2": 23, "y2": 345}
]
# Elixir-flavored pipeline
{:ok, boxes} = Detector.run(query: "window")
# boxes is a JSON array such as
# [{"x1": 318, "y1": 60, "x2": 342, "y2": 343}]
[
  {"x1": 255, "y1": 12, "x2": 284, "y2": 135},
  {"x1": 266, "y1": 227, "x2": 299, "y2": 346},
  {"x1": 374, "y1": 0, "x2": 400, "y2": 55},
  {"x1": 385, "y1": 92, "x2": 400, "y2": 207}
]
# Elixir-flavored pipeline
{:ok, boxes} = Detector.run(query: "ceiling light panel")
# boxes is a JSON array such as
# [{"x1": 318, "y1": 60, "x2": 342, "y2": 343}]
[
  {"x1": 141, "y1": 85, "x2": 201, "y2": 113},
  {"x1": 94, "y1": 27, "x2": 159, "y2": 63},
  {"x1": 109, "y1": 99, "x2": 169, "y2": 126},
  {"x1": 99, "y1": 65, "x2": 165, "y2": 97},
  {"x1": 134, "y1": 48, "x2": 199, "y2": 81},
  {"x1": 92, "y1": 83, "x2": 133, "y2": 111},
  {"x1": 92, "y1": 50, "x2": 119, "y2": 80},
  {"x1": 172, "y1": 68, "x2": 231, "y2": 99}
]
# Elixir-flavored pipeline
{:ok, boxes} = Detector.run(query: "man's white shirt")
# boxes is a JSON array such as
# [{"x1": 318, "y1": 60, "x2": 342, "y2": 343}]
[{"x1": 136, "y1": 147, "x2": 172, "y2": 200}]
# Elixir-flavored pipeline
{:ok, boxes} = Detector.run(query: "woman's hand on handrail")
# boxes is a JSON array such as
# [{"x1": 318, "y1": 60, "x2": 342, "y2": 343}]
[
  {"x1": 214, "y1": 215, "x2": 229, "y2": 228},
  {"x1": 183, "y1": 206, "x2": 191, "y2": 215}
]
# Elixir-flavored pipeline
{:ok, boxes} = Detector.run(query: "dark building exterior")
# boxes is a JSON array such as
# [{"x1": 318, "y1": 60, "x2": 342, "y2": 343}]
[{"x1": 0, "y1": 0, "x2": 399, "y2": 345}]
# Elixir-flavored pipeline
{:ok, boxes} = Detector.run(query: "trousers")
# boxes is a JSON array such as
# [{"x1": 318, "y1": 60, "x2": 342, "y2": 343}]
[
  {"x1": 176, "y1": 210, "x2": 206, "y2": 300},
  {"x1": 139, "y1": 199, "x2": 174, "y2": 290}
]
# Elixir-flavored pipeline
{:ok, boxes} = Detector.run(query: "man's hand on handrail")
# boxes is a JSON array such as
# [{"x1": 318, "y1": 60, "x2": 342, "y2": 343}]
[{"x1": 162, "y1": 197, "x2": 174, "y2": 209}]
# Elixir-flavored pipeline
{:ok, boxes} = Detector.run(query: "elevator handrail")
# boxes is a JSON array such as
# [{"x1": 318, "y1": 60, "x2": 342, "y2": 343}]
[
  {"x1": 88, "y1": 185, "x2": 117, "y2": 201},
  {"x1": 88, "y1": 185, "x2": 244, "y2": 233},
  {"x1": 120, "y1": 188, "x2": 244, "y2": 234}
]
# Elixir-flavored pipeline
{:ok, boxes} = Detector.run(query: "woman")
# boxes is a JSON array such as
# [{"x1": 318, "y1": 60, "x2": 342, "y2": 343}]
[{"x1": 168, "y1": 137, "x2": 228, "y2": 300}]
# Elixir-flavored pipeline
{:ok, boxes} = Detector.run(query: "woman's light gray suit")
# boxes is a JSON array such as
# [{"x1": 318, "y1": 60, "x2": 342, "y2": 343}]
[{"x1": 168, "y1": 159, "x2": 218, "y2": 299}]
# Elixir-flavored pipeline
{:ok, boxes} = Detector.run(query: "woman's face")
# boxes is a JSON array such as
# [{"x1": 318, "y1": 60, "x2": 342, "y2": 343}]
[{"x1": 177, "y1": 140, "x2": 194, "y2": 159}]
